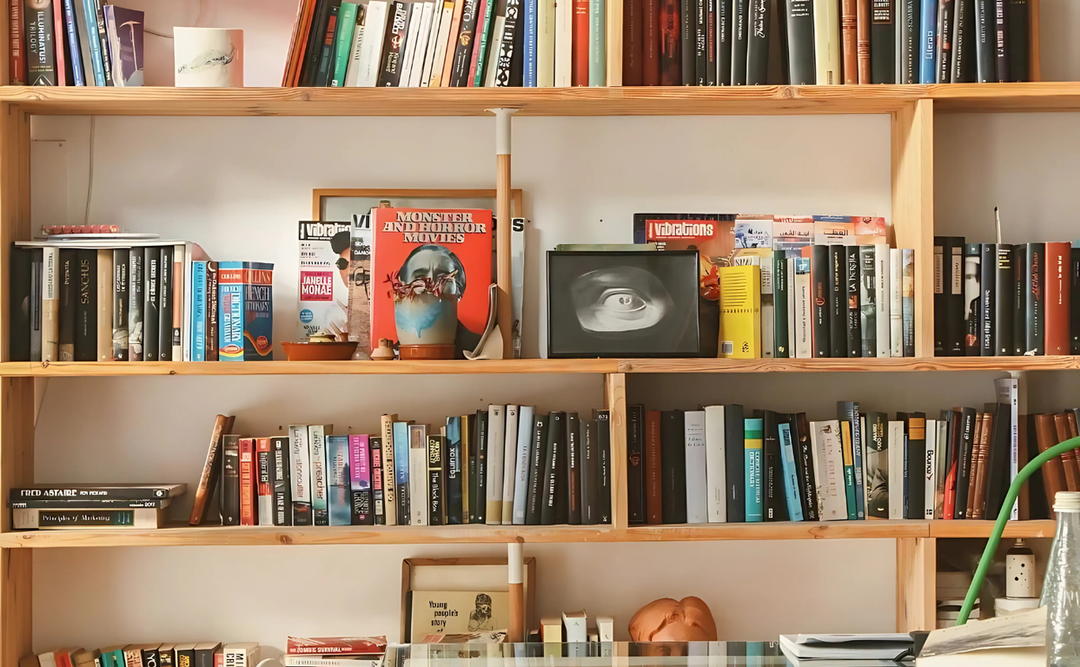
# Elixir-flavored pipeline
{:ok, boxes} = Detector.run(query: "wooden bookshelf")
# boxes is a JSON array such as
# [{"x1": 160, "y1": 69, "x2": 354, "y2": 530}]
[{"x1": 928, "y1": 520, "x2": 1058, "y2": 539}]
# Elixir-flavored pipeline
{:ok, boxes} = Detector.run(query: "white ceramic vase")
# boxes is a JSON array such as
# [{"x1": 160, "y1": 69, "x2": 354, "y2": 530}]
[{"x1": 174, "y1": 27, "x2": 244, "y2": 87}]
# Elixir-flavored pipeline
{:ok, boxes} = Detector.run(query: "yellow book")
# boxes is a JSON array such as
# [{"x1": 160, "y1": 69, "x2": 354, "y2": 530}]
[
  {"x1": 718, "y1": 265, "x2": 761, "y2": 358},
  {"x1": 380, "y1": 413, "x2": 399, "y2": 526}
]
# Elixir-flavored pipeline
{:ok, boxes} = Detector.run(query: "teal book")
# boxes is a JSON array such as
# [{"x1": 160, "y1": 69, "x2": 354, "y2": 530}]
[
  {"x1": 331, "y1": 2, "x2": 359, "y2": 86},
  {"x1": 326, "y1": 435, "x2": 352, "y2": 525},
  {"x1": 744, "y1": 418, "x2": 764, "y2": 522},
  {"x1": 393, "y1": 421, "x2": 411, "y2": 521},
  {"x1": 241, "y1": 262, "x2": 274, "y2": 360},
  {"x1": 191, "y1": 261, "x2": 207, "y2": 361},
  {"x1": 839, "y1": 401, "x2": 865, "y2": 519},
  {"x1": 588, "y1": 0, "x2": 606, "y2": 85},
  {"x1": 777, "y1": 421, "x2": 803, "y2": 521},
  {"x1": 839, "y1": 419, "x2": 858, "y2": 520},
  {"x1": 217, "y1": 261, "x2": 245, "y2": 361},
  {"x1": 773, "y1": 250, "x2": 789, "y2": 357}
]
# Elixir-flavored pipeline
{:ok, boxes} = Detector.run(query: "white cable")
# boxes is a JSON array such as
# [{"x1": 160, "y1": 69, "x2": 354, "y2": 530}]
[
  {"x1": 144, "y1": 0, "x2": 206, "y2": 39},
  {"x1": 84, "y1": 116, "x2": 95, "y2": 225}
]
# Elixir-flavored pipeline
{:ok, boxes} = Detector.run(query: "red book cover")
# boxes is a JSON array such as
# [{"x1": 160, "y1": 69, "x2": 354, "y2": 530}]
[
  {"x1": 214, "y1": 652, "x2": 223, "y2": 667},
  {"x1": 468, "y1": 0, "x2": 490, "y2": 86},
  {"x1": 256, "y1": 436, "x2": 272, "y2": 503},
  {"x1": 623, "y1": 0, "x2": 643, "y2": 85},
  {"x1": 644, "y1": 410, "x2": 662, "y2": 524},
  {"x1": 572, "y1": 0, "x2": 589, "y2": 85},
  {"x1": 642, "y1": 0, "x2": 659, "y2": 84},
  {"x1": 371, "y1": 208, "x2": 493, "y2": 358},
  {"x1": 9, "y1": 0, "x2": 24, "y2": 84},
  {"x1": 52, "y1": 0, "x2": 65, "y2": 85},
  {"x1": 658, "y1": 0, "x2": 679, "y2": 85},
  {"x1": 286, "y1": 638, "x2": 388, "y2": 656},
  {"x1": 239, "y1": 437, "x2": 256, "y2": 526},
  {"x1": 1046, "y1": 241, "x2": 1071, "y2": 355}
]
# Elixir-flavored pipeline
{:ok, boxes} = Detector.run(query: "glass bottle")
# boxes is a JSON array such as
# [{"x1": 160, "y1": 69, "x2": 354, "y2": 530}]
[{"x1": 1045, "y1": 492, "x2": 1080, "y2": 666}]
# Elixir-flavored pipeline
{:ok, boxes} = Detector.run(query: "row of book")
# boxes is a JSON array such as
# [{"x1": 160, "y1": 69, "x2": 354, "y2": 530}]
[
  {"x1": 282, "y1": 0, "x2": 605, "y2": 89},
  {"x1": 8, "y1": 242, "x2": 274, "y2": 363},
  {"x1": 621, "y1": 0, "x2": 1033, "y2": 86},
  {"x1": 623, "y1": 377, "x2": 1023, "y2": 523},
  {"x1": 11, "y1": 0, "x2": 144, "y2": 86},
  {"x1": 26, "y1": 638, "x2": 386, "y2": 667},
  {"x1": 191, "y1": 407, "x2": 613, "y2": 528},
  {"x1": 933, "y1": 239, "x2": 1080, "y2": 357}
]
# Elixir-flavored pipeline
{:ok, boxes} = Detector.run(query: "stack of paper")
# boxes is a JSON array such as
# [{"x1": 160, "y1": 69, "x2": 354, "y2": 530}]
[{"x1": 778, "y1": 633, "x2": 914, "y2": 666}]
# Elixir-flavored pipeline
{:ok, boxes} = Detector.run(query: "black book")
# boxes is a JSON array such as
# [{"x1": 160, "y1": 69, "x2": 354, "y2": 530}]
[
  {"x1": 811, "y1": 243, "x2": 830, "y2": 357},
  {"x1": 494, "y1": 0, "x2": 522, "y2": 85},
  {"x1": 1007, "y1": 0, "x2": 1028, "y2": 81},
  {"x1": 1013, "y1": 244, "x2": 1027, "y2": 355},
  {"x1": 903, "y1": 412, "x2": 926, "y2": 520},
  {"x1": 194, "y1": 644, "x2": 220, "y2": 667},
  {"x1": 783, "y1": 0, "x2": 814, "y2": 84},
  {"x1": 660, "y1": 410, "x2": 687, "y2": 523},
  {"x1": 29, "y1": 252, "x2": 41, "y2": 361},
  {"x1": 871, "y1": 0, "x2": 896, "y2": 83},
  {"x1": 628, "y1": 404, "x2": 645, "y2": 523},
  {"x1": 597, "y1": 410, "x2": 612, "y2": 523},
  {"x1": 724, "y1": 404, "x2": 745, "y2": 522},
  {"x1": 1024, "y1": 242, "x2": 1045, "y2": 355},
  {"x1": 540, "y1": 412, "x2": 565, "y2": 525},
  {"x1": 58, "y1": 249, "x2": 76, "y2": 361},
  {"x1": 732, "y1": 0, "x2": 749, "y2": 84},
  {"x1": 681, "y1": 0, "x2": 696, "y2": 84},
  {"x1": 762, "y1": 411, "x2": 787, "y2": 521},
  {"x1": 694, "y1": 0, "x2": 706, "y2": 84},
  {"x1": 963, "y1": 243, "x2": 981, "y2": 356},
  {"x1": 745, "y1": 0, "x2": 769, "y2": 84},
  {"x1": 859, "y1": 246, "x2": 876, "y2": 358},
  {"x1": 371, "y1": 437, "x2": 386, "y2": 525},
  {"x1": 271, "y1": 436, "x2": 292, "y2": 526},
  {"x1": 428, "y1": 435, "x2": 445, "y2": 525},
  {"x1": 380, "y1": 1, "x2": 409, "y2": 86},
  {"x1": 774, "y1": 250, "x2": 788, "y2": 357},
  {"x1": 972, "y1": 0, "x2": 993, "y2": 82},
  {"x1": 1072, "y1": 247, "x2": 1080, "y2": 355},
  {"x1": 705, "y1": 0, "x2": 716, "y2": 84},
  {"x1": 979, "y1": 243, "x2": 996, "y2": 356},
  {"x1": 74, "y1": 249, "x2": 96, "y2": 362},
  {"x1": 128, "y1": 247, "x2": 143, "y2": 361},
  {"x1": 205, "y1": 262, "x2": 219, "y2": 361},
  {"x1": 220, "y1": 434, "x2": 240, "y2": 526},
  {"x1": 8, "y1": 248, "x2": 31, "y2": 362},
  {"x1": 175, "y1": 648, "x2": 195, "y2": 667},
  {"x1": 983, "y1": 402, "x2": 1011, "y2": 519},
  {"x1": 936, "y1": 0, "x2": 955, "y2": 84},
  {"x1": 526, "y1": 414, "x2": 548, "y2": 525},
  {"x1": 794, "y1": 412, "x2": 818, "y2": 520},
  {"x1": 451, "y1": 0, "x2": 482, "y2": 85},
  {"x1": 954, "y1": 407, "x2": 976, "y2": 518},
  {"x1": 865, "y1": 411, "x2": 888, "y2": 518},
  {"x1": 993, "y1": 0, "x2": 1007, "y2": 81},
  {"x1": 994, "y1": 244, "x2": 1014, "y2": 356},
  {"x1": 474, "y1": 409, "x2": 488, "y2": 523},
  {"x1": 846, "y1": 246, "x2": 862, "y2": 357},
  {"x1": 9, "y1": 485, "x2": 184, "y2": 501},
  {"x1": 942, "y1": 236, "x2": 966, "y2": 355},
  {"x1": 446, "y1": 419, "x2": 463, "y2": 524},
  {"x1": 829, "y1": 246, "x2": 847, "y2": 358},
  {"x1": 581, "y1": 418, "x2": 599, "y2": 524},
  {"x1": 158, "y1": 245, "x2": 172, "y2": 360},
  {"x1": 141, "y1": 647, "x2": 159, "y2": 667},
  {"x1": 717, "y1": 0, "x2": 733, "y2": 84},
  {"x1": 315, "y1": 1, "x2": 343, "y2": 86},
  {"x1": 901, "y1": 0, "x2": 921, "y2": 83},
  {"x1": 144, "y1": 248, "x2": 159, "y2": 362},
  {"x1": 300, "y1": 0, "x2": 330, "y2": 85},
  {"x1": 566, "y1": 412, "x2": 581, "y2": 525},
  {"x1": 951, "y1": 0, "x2": 975, "y2": 81},
  {"x1": 777, "y1": 0, "x2": 789, "y2": 83},
  {"x1": 112, "y1": 248, "x2": 129, "y2": 361}
]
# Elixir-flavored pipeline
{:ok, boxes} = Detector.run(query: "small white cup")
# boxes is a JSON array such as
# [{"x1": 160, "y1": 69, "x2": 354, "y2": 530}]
[{"x1": 174, "y1": 27, "x2": 244, "y2": 87}]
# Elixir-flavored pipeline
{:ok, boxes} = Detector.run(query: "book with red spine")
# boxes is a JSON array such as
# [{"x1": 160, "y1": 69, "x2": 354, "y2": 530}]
[
  {"x1": 644, "y1": 410, "x2": 662, "y2": 524},
  {"x1": 658, "y1": 0, "x2": 679, "y2": 84},
  {"x1": 256, "y1": 437, "x2": 273, "y2": 525},
  {"x1": 10, "y1": 0, "x2": 24, "y2": 84},
  {"x1": 286, "y1": 638, "x2": 387, "y2": 656},
  {"x1": 572, "y1": 0, "x2": 588, "y2": 85},
  {"x1": 239, "y1": 437, "x2": 256, "y2": 526},
  {"x1": 1045, "y1": 242, "x2": 1071, "y2": 355},
  {"x1": 623, "y1": 0, "x2": 642, "y2": 84},
  {"x1": 642, "y1": 0, "x2": 659, "y2": 84}
]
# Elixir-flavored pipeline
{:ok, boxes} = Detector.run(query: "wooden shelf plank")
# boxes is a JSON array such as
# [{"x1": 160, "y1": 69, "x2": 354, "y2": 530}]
[
  {"x1": 623, "y1": 520, "x2": 931, "y2": 540},
  {"x1": 617, "y1": 356, "x2": 1080, "y2": 373},
  {"x1": 0, "y1": 359, "x2": 617, "y2": 376},
  {"x1": 930, "y1": 82, "x2": 1080, "y2": 113},
  {"x1": 928, "y1": 520, "x2": 1057, "y2": 539}
]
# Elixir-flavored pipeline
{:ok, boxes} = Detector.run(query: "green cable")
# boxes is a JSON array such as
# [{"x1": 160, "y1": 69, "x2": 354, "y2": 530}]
[{"x1": 957, "y1": 435, "x2": 1080, "y2": 626}]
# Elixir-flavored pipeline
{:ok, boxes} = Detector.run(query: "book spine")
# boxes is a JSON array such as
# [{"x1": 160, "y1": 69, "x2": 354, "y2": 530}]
[
  {"x1": 919, "y1": 0, "x2": 936, "y2": 81},
  {"x1": 874, "y1": 244, "x2": 890, "y2": 357},
  {"x1": 525, "y1": 414, "x2": 548, "y2": 524},
  {"x1": 111, "y1": 249, "x2": 129, "y2": 360},
  {"x1": 57, "y1": 250, "x2": 75, "y2": 360},
  {"x1": 257, "y1": 438, "x2": 273, "y2": 526},
  {"x1": 870, "y1": 0, "x2": 895, "y2": 82},
  {"x1": 309, "y1": 425, "x2": 329, "y2": 525},
  {"x1": 1014, "y1": 245, "x2": 1027, "y2": 355},
  {"x1": 745, "y1": 0, "x2": 768, "y2": 83},
  {"x1": 902, "y1": 249, "x2": 915, "y2": 357},
  {"x1": 980, "y1": 243, "x2": 996, "y2": 356},
  {"x1": 963, "y1": 243, "x2": 981, "y2": 355},
  {"x1": 315, "y1": 4, "x2": 340, "y2": 86},
  {"x1": 829, "y1": 246, "x2": 847, "y2": 357},
  {"x1": 565, "y1": 412, "x2": 580, "y2": 524},
  {"x1": 525, "y1": 0, "x2": 540, "y2": 84},
  {"x1": 1073, "y1": 247, "x2": 1080, "y2": 355},
  {"x1": 856, "y1": 0, "x2": 870, "y2": 81},
  {"x1": 40, "y1": 247, "x2": 58, "y2": 361},
  {"x1": 445, "y1": 418, "x2": 463, "y2": 523},
  {"x1": 1006, "y1": 0, "x2": 1027, "y2": 81},
  {"x1": 1046, "y1": 242, "x2": 1071, "y2": 355},
  {"x1": 221, "y1": 435, "x2": 240, "y2": 526},
  {"x1": 839, "y1": 416, "x2": 857, "y2": 520},
  {"x1": 540, "y1": 412, "x2": 563, "y2": 525},
  {"x1": 716, "y1": 0, "x2": 732, "y2": 84},
  {"x1": 332, "y1": 2, "x2": 358, "y2": 85},
  {"x1": 379, "y1": 1, "x2": 408, "y2": 85},
  {"x1": 73, "y1": 249, "x2": 96, "y2": 361},
  {"x1": 936, "y1": 0, "x2": 954, "y2": 83},
  {"x1": 157, "y1": 246, "x2": 172, "y2": 360},
  {"x1": 127, "y1": 248, "x2": 143, "y2": 360},
  {"x1": 778, "y1": 420, "x2": 803, "y2": 520},
  {"x1": 694, "y1": 0, "x2": 706, "y2": 84},
  {"x1": 451, "y1": 0, "x2": 481, "y2": 85},
  {"x1": 380, "y1": 416, "x2": 398, "y2": 525},
  {"x1": 658, "y1": 0, "x2": 681, "y2": 84},
  {"x1": 994, "y1": 244, "x2": 1014, "y2": 355},
  {"x1": 29, "y1": 252, "x2": 40, "y2": 361},
  {"x1": 171, "y1": 244, "x2": 183, "y2": 360},
  {"x1": 371, "y1": 437, "x2": 386, "y2": 524},
  {"x1": 1024, "y1": 243, "x2": 1045, "y2": 355},
  {"x1": 946, "y1": 238, "x2": 965, "y2": 354},
  {"x1": 90, "y1": 0, "x2": 110, "y2": 84},
  {"x1": 973, "y1": 0, "x2": 991, "y2": 80},
  {"x1": 25, "y1": 0, "x2": 57, "y2": 85},
  {"x1": 744, "y1": 418, "x2": 763, "y2": 522},
  {"x1": 846, "y1": 246, "x2": 862, "y2": 357},
  {"x1": 811, "y1": 245, "x2": 831, "y2": 357},
  {"x1": 954, "y1": 410, "x2": 974, "y2": 518},
  {"x1": 642, "y1": 0, "x2": 659, "y2": 83},
  {"x1": 660, "y1": 410, "x2": 687, "y2": 523},
  {"x1": 762, "y1": 411, "x2": 784, "y2": 521},
  {"x1": 473, "y1": 412, "x2": 488, "y2": 522},
  {"x1": 590, "y1": 0, "x2": 606, "y2": 84},
  {"x1": 859, "y1": 246, "x2": 876, "y2": 357},
  {"x1": 840, "y1": 0, "x2": 857, "y2": 82},
  {"x1": 190, "y1": 260, "x2": 205, "y2": 361},
  {"x1": 485, "y1": 405, "x2": 506, "y2": 524},
  {"x1": 704, "y1": 406, "x2": 727, "y2": 522},
  {"x1": 783, "y1": 0, "x2": 815, "y2": 84},
  {"x1": 993, "y1": 0, "x2": 1006, "y2": 81},
  {"x1": 348, "y1": 435, "x2": 372, "y2": 524},
  {"x1": 644, "y1": 411, "x2": 662, "y2": 523},
  {"x1": 470, "y1": 0, "x2": 492, "y2": 86},
  {"x1": 143, "y1": 249, "x2": 159, "y2": 362},
  {"x1": 512, "y1": 407, "x2": 534, "y2": 524},
  {"x1": 289, "y1": 425, "x2": 312, "y2": 526},
  {"x1": 597, "y1": 410, "x2": 612, "y2": 523},
  {"x1": 627, "y1": 405, "x2": 645, "y2": 522},
  {"x1": 684, "y1": 411, "x2": 708, "y2": 523},
  {"x1": 409, "y1": 427, "x2": 428, "y2": 525},
  {"x1": 678, "y1": 0, "x2": 693, "y2": 84},
  {"x1": 10, "y1": 0, "x2": 24, "y2": 84},
  {"x1": 773, "y1": 251, "x2": 788, "y2": 357},
  {"x1": 428, "y1": 435, "x2": 445, "y2": 524},
  {"x1": 204, "y1": 261, "x2": 218, "y2": 361},
  {"x1": 239, "y1": 437, "x2": 256, "y2": 526}
]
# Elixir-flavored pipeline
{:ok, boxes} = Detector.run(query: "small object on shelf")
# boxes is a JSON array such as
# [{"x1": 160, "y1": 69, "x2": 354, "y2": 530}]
[
  {"x1": 281, "y1": 341, "x2": 358, "y2": 361},
  {"x1": 465, "y1": 285, "x2": 504, "y2": 360},
  {"x1": 628, "y1": 596, "x2": 717, "y2": 642},
  {"x1": 174, "y1": 28, "x2": 244, "y2": 87},
  {"x1": 370, "y1": 339, "x2": 395, "y2": 361},
  {"x1": 1005, "y1": 538, "x2": 1036, "y2": 598}
]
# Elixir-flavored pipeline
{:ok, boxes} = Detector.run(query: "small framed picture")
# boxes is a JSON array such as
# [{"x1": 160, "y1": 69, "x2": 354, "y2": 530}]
[{"x1": 547, "y1": 250, "x2": 701, "y2": 358}]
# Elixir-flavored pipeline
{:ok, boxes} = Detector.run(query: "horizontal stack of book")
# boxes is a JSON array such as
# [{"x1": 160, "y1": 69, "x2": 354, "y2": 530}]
[
  {"x1": 285, "y1": 637, "x2": 386, "y2": 667},
  {"x1": 9, "y1": 484, "x2": 186, "y2": 530},
  {"x1": 23, "y1": 643, "x2": 260, "y2": 667},
  {"x1": 625, "y1": 377, "x2": 1024, "y2": 524},
  {"x1": 282, "y1": 0, "x2": 608, "y2": 88},
  {"x1": 934, "y1": 238, "x2": 1080, "y2": 357},
  {"x1": 9, "y1": 241, "x2": 274, "y2": 363},
  {"x1": 11, "y1": 0, "x2": 144, "y2": 86},
  {"x1": 622, "y1": 0, "x2": 1033, "y2": 86},
  {"x1": 192, "y1": 407, "x2": 613, "y2": 528}
]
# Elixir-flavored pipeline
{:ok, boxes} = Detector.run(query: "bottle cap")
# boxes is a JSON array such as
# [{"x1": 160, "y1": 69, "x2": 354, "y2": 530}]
[{"x1": 1055, "y1": 492, "x2": 1080, "y2": 512}]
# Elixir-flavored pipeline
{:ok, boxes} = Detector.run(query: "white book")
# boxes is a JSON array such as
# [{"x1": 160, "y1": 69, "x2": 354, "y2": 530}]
[
  {"x1": 811, "y1": 0, "x2": 840, "y2": 84},
  {"x1": 308, "y1": 424, "x2": 329, "y2": 524},
  {"x1": 996, "y1": 377, "x2": 1020, "y2": 520},
  {"x1": 13, "y1": 506, "x2": 167, "y2": 529},
  {"x1": 223, "y1": 644, "x2": 260, "y2": 667},
  {"x1": 563, "y1": 610, "x2": 588, "y2": 656},
  {"x1": 537, "y1": 0, "x2": 556, "y2": 86},
  {"x1": 420, "y1": 0, "x2": 444, "y2": 85},
  {"x1": 875, "y1": 243, "x2": 891, "y2": 357},
  {"x1": 428, "y1": 0, "x2": 456, "y2": 85},
  {"x1": 408, "y1": 2, "x2": 436, "y2": 86},
  {"x1": 357, "y1": 0, "x2": 390, "y2": 86},
  {"x1": 289, "y1": 425, "x2": 312, "y2": 522},
  {"x1": 484, "y1": 13, "x2": 507, "y2": 86},
  {"x1": 510, "y1": 218, "x2": 527, "y2": 358},
  {"x1": 888, "y1": 421, "x2": 904, "y2": 520},
  {"x1": 500, "y1": 405, "x2": 519, "y2": 523},
  {"x1": 398, "y1": 4, "x2": 423, "y2": 87},
  {"x1": 794, "y1": 257, "x2": 811, "y2": 358},
  {"x1": 172, "y1": 243, "x2": 185, "y2": 361},
  {"x1": 704, "y1": 405, "x2": 727, "y2": 523},
  {"x1": 786, "y1": 256, "x2": 796, "y2": 356},
  {"x1": 485, "y1": 405, "x2": 506, "y2": 523},
  {"x1": 890, "y1": 248, "x2": 903, "y2": 357},
  {"x1": 343, "y1": 13, "x2": 367, "y2": 86},
  {"x1": 553, "y1": 0, "x2": 572, "y2": 85},
  {"x1": 684, "y1": 410, "x2": 708, "y2": 523},
  {"x1": 41, "y1": 246, "x2": 58, "y2": 361},
  {"x1": 181, "y1": 244, "x2": 192, "y2": 360},
  {"x1": 924, "y1": 419, "x2": 937, "y2": 519},
  {"x1": 935, "y1": 419, "x2": 948, "y2": 519},
  {"x1": 811, "y1": 420, "x2": 847, "y2": 520},
  {"x1": 409, "y1": 423, "x2": 429, "y2": 525},
  {"x1": 512, "y1": 406, "x2": 534, "y2": 524}
]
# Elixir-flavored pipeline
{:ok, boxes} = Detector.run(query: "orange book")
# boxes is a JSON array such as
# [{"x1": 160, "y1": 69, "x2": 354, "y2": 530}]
[
  {"x1": 1055, "y1": 413, "x2": 1080, "y2": 491},
  {"x1": 284, "y1": 0, "x2": 318, "y2": 86},
  {"x1": 644, "y1": 411, "x2": 663, "y2": 524},
  {"x1": 189, "y1": 415, "x2": 236, "y2": 525},
  {"x1": 572, "y1": 0, "x2": 589, "y2": 85},
  {"x1": 440, "y1": 0, "x2": 467, "y2": 85},
  {"x1": 966, "y1": 413, "x2": 984, "y2": 519},
  {"x1": 970, "y1": 413, "x2": 994, "y2": 519},
  {"x1": 1036, "y1": 413, "x2": 1068, "y2": 517},
  {"x1": 840, "y1": 0, "x2": 857, "y2": 84},
  {"x1": 239, "y1": 437, "x2": 256, "y2": 526},
  {"x1": 855, "y1": 0, "x2": 870, "y2": 83}
]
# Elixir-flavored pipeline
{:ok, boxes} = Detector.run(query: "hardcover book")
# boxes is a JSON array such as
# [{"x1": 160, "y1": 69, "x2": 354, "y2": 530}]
[
  {"x1": 349, "y1": 434, "x2": 373, "y2": 525},
  {"x1": 744, "y1": 417, "x2": 764, "y2": 522},
  {"x1": 327, "y1": 435, "x2": 352, "y2": 526},
  {"x1": 289, "y1": 424, "x2": 313, "y2": 526},
  {"x1": 128, "y1": 247, "x2": 144, "y2": 360}
]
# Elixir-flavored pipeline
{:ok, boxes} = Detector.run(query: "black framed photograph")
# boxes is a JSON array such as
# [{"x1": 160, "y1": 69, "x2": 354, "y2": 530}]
[{"x1": 547, "y1": 250, "x2": 701, "y2": 358}]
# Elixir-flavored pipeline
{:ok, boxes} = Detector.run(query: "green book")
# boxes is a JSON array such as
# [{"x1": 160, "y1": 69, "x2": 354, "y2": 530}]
[
  {"x1": 744, "y1": 418, "x2": 764, "y2": 522},
  {"x1": 331, "y1": 2, "x2": 360, "y2": 87},
  {"x1": 472, "y1": 0, "x2": 498, "y2": 86},
  {"x1": 839, "y1": 419, "x2": 858, "y2": 520},
  {"x1": 773, "y1": 250, "x2": 789, "y2": 358},
  {"x1": 588, "y1": 0, "x2": 606, "y2": 85}
]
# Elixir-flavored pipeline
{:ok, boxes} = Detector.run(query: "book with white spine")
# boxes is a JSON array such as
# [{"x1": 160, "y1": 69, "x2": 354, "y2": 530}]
[
  {"x1": 813, "y1": 0, "x2": 840, "y2": 84},
  {"x1": 408, "y1": 2, "x2": 436, "y2": 86},
  {"x1": 888, "y1": 420, "x2": 905, "y2": 519},
  {"x1": 398, "y1": 4, "x2": 424, "y2": 87},
  {"x1": 485, "y1": 405, "x2": 506, "y2": 523},
  {"x1": 935, "y1": 418, "x2": 948, "y2": 519},
  {"x1": 996, "y1": 376, "x2": 1020, "y2": 521},
  {"x1": 553, "y1": 0, "x2": 571, "y2": 85},
  {"x1": 512, "y1": 405, "x2": 534, "y2": 524},
  {"x1": 684, "y1": 410, "x2": 707, "y2": 523},
  {"x1": 484, "y1": 8, "x2": 507, "y2": 87},
  {"x1": 890, "y1": 248, "x2": 903, "y2": 357},
  {"x1": 428, "y1": 0, "x2": 456, "y2": 85},
  {"x1": 536, "y1": 0, "x2": 555, "y2": 85},
  {"x1": 356, "y1": 1, "x2": 390, "y2": 86},
  {"x1": 810, "y1": 420, "x2": 847, "y2": 520},
  {"x1": 289, "y1": 424, "x2": 312, "y2": 525},
  {"x1": 794, "y1": 256, "x2": 811, "y2": 358},
  {"x1": 409, "y1": 423, "x2": 429, "y2": 525},
  {"x1": 500, "y1": 405, "x2": 519, "y2": 523},
  {"x1": 343, "y1": 8, "x2": 367, "y2": 86},
  {"x1": 308, "y1": 424, "x2": 329, "y2": 525},
  {"x1": 419, "y1": 0, "x2": 444, "y2": 85},
  {"x1": 875, "y1": 243, "x2": 891, "y2": 357},
  {"x1": 924, "y1": 419, "x2": 937, "y2": 519},
  {"x1": 704, "y1": 405, "x2": 727, "y2": 523}
]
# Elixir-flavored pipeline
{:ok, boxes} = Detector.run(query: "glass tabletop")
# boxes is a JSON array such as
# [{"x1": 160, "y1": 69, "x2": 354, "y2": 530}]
[{"x1": 386, "y1": 642, "x2": 798, "y2": 667}]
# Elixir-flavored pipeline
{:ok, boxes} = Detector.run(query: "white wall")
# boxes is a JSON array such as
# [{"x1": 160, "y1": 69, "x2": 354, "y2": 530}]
[{"x1": 25, "y1": 0, "x2": 1080, "y2": 653}]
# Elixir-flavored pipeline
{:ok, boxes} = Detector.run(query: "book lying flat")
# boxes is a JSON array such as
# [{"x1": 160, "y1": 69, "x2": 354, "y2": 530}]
[
  {"x1": 779, "y1": 634, "x2": 914, "y2": 661},
  {"x1": 13, "y1": 507, "x2": 168, "y2": 529}
]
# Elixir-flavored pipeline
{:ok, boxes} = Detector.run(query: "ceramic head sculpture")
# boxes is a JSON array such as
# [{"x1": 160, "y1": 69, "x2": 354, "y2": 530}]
[{"x1": 628, "y1": 596, "x2": 718, "y2": 643}]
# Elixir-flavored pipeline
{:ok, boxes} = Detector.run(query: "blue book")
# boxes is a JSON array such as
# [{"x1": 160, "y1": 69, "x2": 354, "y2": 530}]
[
  {"x1": 62, "y1": 0, "x2": 85, "y2": 85},
  {"x1": 82, "y1": 0, "x2": 107, "y2": 85},
  {"x1": 744, "y1": 418, "x2": 764, "y2": 522},
  {"x1": 919, "y1": 0, "x2": 938, "y2": 82},
  {"x1": 777, "y1": 422, "x2": 804, "y2": 521},
  {"x1": 191, "y1": 261, "x2": 207, "y2": 361},
  {"x1": 326, "y1": 435, "x2": 352, "y2": 526},
  {"x1": 393, "y1": 421, "x2": 411, "y2": 519},
  {"x1": 523, "y1": 0, "x2": 538, "y2": 86},
  {"x1": 851, "y1": 415, "x2": 866, "y2": 520}
]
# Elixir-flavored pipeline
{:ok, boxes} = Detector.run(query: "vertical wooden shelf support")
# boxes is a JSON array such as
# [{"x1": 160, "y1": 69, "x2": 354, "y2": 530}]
[
  {"x1": 891, "y1": 99, "x2": 934, "y2": 357},
  {"x1": 896, "y1": 537, "x2": 936, "y2": 632},
  {"x1": 490, "y1": 108, "x2": 517, "y2": 359},
  {"x1": 605, "y1": 373, "x2": 628, "y2": 529}
]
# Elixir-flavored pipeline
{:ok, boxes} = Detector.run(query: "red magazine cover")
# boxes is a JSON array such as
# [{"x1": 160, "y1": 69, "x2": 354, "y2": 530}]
[
  {"x1": 372, "y1": 208, "x2": 493, "y2": 359},
  {"x1": 286, "y1": 638, "x2": 387, "y2": 656}
]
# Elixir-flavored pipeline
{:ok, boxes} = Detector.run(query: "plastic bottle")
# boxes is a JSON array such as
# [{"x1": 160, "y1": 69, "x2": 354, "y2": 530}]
[{"x1": 1045, "y1": 492, "x2": 1080, "y2": 666}]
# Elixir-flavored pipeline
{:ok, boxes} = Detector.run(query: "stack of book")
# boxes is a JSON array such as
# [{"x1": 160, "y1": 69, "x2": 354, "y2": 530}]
[
  {"x1": 9, "y1": 484, "x2": 186, "y2": 530},
  {"x1": 11, "y1": 0, "x2": 144, "y2": 86},
  {"x1": 622, "y1": 0, "x2": 1033, "y2": 85},
  {"x1": 8, "y1": 241, "x2": 274, "y2": 363},
  {"x1": 24, "y1": 644, "x2": 260, "y2": 667},
  {"x1": 285, "y1": 637, "x2": 386, "y2": 667},
  {"x1": 624, "y1": 377, "x2": 1024, "y2": 524},
  {"x1": 934, "y1": 238, "x2": 1080, "y2": 357},
  {"x1": 191, "y1": 407, "x2": 613, "y2": 528},
  {"x1": 282, "y1": 0, "x2": 607, "y2": 88}
]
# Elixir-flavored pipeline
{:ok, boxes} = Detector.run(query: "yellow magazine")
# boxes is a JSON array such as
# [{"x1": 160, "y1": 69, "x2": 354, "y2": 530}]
[{"x1": 718, "y1": 265, "x2": 761, "y2": 359}]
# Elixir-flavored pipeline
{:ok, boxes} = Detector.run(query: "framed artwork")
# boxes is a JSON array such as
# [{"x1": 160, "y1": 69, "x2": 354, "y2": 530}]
[{"x1": 547, "y1": 250, "x2": 702, "y2": 358}]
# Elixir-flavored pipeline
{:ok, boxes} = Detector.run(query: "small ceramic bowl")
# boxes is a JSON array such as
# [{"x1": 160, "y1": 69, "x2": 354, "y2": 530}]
[{"x1": 281, "y1": 341, "x2": 358, "y2": 361}]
